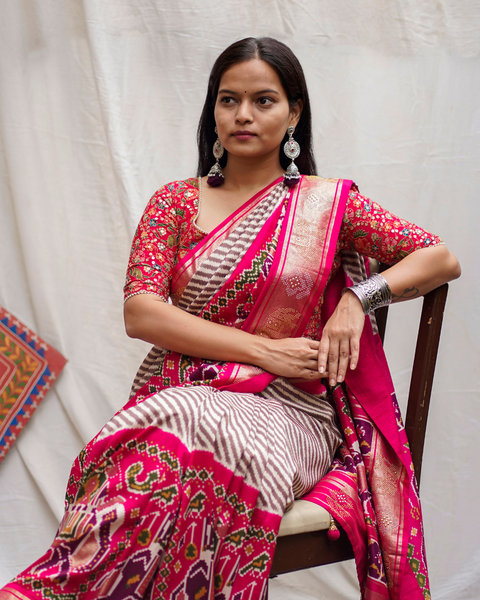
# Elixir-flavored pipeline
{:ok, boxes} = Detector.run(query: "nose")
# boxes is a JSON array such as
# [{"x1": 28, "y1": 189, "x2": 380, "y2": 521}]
[{"x1": 235, "y1": 100, "x2": 253, "y2": 124}]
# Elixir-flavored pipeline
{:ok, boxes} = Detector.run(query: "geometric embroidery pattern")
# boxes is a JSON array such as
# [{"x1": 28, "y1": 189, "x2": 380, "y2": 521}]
[{"x1": 0, "y1": 306, "x2": 67, "y2": 465}]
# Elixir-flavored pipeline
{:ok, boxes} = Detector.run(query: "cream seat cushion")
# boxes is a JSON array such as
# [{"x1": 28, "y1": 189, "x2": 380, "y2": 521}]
[{"x1": 278, "y1": 499, "x2": 331, "y2": 537}]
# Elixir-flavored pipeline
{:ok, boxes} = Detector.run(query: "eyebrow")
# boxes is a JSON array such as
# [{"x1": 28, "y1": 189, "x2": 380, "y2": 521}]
[{"x1": 217, "y1": 88, "x2": 280, "y2": 96}]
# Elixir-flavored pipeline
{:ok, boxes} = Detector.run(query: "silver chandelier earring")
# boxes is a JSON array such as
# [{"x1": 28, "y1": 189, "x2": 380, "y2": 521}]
[
  {"x1": 283, "y1": 126, "x2": 301, "y2": 188},
  {"x1": 207, "y1": 127, "x2": 225, "y2": 187}
]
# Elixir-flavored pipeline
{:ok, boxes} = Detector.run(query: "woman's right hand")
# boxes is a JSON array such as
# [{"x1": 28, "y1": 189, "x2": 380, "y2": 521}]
[
  {"x1": 255, "y1": 337, "x2": 327, "y2": 380},
  {"x1": 125, "y1": 295, "x2": 327, "y2": 379}
]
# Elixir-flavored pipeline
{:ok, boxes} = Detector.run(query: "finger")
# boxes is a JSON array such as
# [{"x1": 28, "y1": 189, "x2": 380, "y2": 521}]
[
  {"x1": 307, "y1": 340, "x2": 320, "y2": 359},
  {"x1": 328, "y1": 345, "x2": 339, "y2": 387},
  {"x1": 306, "y1": 356, "x2": 321, "y2": 368},
  {"x1": 300, "y1": 350, "x2": 320, "y2": 366},
  {"x1": 298, "y1": 357, "x2": 321, "y2": 374},
  {"x1": 336, "y1": 340, "x2": 350, "y2": 382},
  {"x1": 349, "y1": 337, "x2": 360, "y2": 370},
  {"x1": 317, "y1": 334, "x2": 329, "y2": 374},
  {"x1": 292, "y1": 353, "x2": 322, "y2": 378},
  {"x1": 304, "y1": 369, "x2": 323, "y2": 380}
]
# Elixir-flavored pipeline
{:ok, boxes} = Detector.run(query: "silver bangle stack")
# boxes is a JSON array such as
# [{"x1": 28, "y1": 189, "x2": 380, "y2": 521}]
[{"x1": 344, "y1": 273, "x2": 393, "y2": 315}]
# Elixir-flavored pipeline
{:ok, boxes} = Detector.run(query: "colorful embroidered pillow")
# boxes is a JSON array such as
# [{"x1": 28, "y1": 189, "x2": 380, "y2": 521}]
[{"x1": 0, "y1": 306, "x2": 67, "y2": 465}]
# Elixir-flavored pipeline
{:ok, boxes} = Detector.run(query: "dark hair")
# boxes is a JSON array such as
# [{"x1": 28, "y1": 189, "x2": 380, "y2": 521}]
[{"x1": 197, "y1": 37, "x2": 317, "y2": 177}]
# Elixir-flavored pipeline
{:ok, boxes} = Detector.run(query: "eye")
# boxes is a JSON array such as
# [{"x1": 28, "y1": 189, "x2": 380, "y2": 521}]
[
  {"x1": 257, "y1": 97, "x2": 274, "y2": 106},
  {"x1": 219, "y1": 96, "x2": 237, "y2": 105}
]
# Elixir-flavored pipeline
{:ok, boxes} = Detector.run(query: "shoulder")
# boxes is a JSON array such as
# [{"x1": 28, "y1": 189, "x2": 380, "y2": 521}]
[
  {"x1": 144, "y1": 178, "x2": 199, "y2": 215},
  {"x1": 303, "y1": 175, "x2": 341, "y2": 184},
  {"x1": 302, "y1": 175, "x2": 356, "y2": 190},
  {"x1": 161, "y1": 177, "x2": 199, "y2": 194},
  {"x1": 137, "y1": 179, "x2": 199, "y2": 234},
  {"x1": 152, "y1": 178, "x2": 199, "y2": 202},
  {"x1": 301, "y1": 176, "x2": 358, "y2": 202},
  {"x1": 302, "y1": 175, "x2": 352, "y2": 183}
]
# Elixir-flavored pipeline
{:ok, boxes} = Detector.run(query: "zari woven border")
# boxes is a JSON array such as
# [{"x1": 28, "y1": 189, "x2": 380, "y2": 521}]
[{"x1": 0, "y1": 306, "x2": 67, "y2": 465}]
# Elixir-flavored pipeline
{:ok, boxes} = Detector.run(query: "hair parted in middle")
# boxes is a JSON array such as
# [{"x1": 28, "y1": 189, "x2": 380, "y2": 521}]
[{"x1": 197, "y1": 37, "x2": 317, "y2": 178}]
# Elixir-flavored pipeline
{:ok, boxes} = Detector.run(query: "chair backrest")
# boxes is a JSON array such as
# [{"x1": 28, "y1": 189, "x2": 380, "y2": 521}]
[{"x1": 375, "y1": 283, "x2": 449, "y2": 486}]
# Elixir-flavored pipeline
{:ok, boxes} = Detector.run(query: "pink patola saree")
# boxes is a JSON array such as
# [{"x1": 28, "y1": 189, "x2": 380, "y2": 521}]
[{"x1": 2, "y1": 176, "x2": 429, "y2": 600}]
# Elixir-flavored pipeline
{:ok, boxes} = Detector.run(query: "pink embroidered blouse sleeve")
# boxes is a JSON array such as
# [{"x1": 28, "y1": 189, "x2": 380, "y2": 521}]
[
  {"x1": 123, "y1": 180, "x2": 202, "y2": 303},
  {"x1": 338, "y1": 189, "x2": 443, "y2": 265}
]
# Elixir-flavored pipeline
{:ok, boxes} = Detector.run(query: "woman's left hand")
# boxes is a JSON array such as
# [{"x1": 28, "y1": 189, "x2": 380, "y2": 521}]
[{"x1": 318, "y1": 291, "x2": 365, "y2": 386}]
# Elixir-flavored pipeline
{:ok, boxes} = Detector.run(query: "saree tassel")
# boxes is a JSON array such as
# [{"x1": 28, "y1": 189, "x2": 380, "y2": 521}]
[
  {"x1": 328, "y1": 515, "x2": 340, "y2": 541},
  {"x1": 283, "y1": 126, "x2": 301, "y2": 188}
]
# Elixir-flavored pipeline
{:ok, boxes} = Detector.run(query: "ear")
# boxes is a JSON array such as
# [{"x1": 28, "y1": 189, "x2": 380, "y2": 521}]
[{"x1": 289, "y1": 100, "x2": 303, "y2": 128}]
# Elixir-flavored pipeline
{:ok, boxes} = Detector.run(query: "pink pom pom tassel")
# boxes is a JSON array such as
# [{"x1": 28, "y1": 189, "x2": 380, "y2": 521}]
[
  {"x1": 328, "y1": 517, "x2": 340, "y2": 541},
  {"x1": 327, "y1": 527, "x2": 341, "y2": 541}
]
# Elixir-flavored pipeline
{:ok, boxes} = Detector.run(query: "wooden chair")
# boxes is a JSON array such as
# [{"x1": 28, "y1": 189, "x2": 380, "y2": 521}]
[{"x1": 270, "y1": 282, "x2": 449, "y2": 581}]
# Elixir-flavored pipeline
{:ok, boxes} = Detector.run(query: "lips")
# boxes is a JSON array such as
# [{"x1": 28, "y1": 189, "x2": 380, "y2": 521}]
[{"x1": 232, "y1": 130, "x2": 256, "y2": 139}]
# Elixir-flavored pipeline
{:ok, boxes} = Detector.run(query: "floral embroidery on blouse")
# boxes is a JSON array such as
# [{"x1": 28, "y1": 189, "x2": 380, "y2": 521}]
[
  {"x1": 338, "y1": 189, "x2": 442, "y2": 264},
  {"x1": 124, "y1": 179, "x2": 203, "y2": 302},
  {"x1": 123, "y1": 180, "x2": 443, "y2": 303}
]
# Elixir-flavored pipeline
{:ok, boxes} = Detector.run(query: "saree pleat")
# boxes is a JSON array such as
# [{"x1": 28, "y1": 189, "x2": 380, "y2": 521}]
[{"x1": 5, "y1": 381, "x2": 341, "y2": 600}]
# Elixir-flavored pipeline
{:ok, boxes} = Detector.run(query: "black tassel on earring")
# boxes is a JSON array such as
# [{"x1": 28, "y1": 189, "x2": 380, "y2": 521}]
[{"x1": 207, "y1": 128, "x2": 225, "y2": 187}]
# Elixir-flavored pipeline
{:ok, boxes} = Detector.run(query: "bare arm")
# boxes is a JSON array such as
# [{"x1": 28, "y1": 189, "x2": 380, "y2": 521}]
[
  {"x1": 383, "y1": 244, "x2": 461, "y2": 302},
  {"x1": 124, "y1": 295, "x2": 325, "y2": 380},
  {"x1": 125, "y1": 245, "x2": 459, "y2": 385},
  {"x1": 318, "y1": 244, "x2": 461, "y2": 385}
]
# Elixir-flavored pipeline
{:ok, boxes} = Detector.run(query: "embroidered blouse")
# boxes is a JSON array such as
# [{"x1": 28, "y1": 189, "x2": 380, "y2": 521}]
[{"x1": 124, "y1": 178, "x2": 443, "y2": 307}]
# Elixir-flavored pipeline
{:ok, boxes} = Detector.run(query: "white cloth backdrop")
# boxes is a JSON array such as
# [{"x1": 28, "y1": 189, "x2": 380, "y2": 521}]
[{"x1": 0, "y1": 1, "x2": 479, "y2": 598}]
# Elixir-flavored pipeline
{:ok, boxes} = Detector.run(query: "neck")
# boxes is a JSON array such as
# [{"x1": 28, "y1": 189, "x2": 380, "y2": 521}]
[{"x1": 221, "y1": 153, "x2": 284, "y2": 193}]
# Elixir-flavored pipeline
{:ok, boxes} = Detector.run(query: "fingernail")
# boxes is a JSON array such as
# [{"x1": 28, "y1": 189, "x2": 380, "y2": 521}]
[
  {"x1": 337, "y1": 375, "x2": 343, "y2": 382},
  {"x1": 319, "y1": 366, "x2": 324, "y2": 373},
  {"x1": 330, "y1": 378, "x2": 336, "y2": 386},
  {"x1": 350, "y1": 363, "x2": 356, "y2": 370}
]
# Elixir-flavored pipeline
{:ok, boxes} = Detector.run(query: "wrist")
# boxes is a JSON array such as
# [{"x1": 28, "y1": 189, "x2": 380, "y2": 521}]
[
  {"x1": 343, "y1": 274, "x2": 392, "y2": 315},
  {"x1": 247, "y1": 334, "x2": 272, "y2": 370},
  {"x1": 341, "y1": 289, "x2": 363, "y2": 309}
]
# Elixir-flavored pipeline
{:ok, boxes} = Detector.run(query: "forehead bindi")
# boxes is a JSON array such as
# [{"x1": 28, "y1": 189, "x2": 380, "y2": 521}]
[{"x1": 218, "y1": 59, "x2": 284, "y2": 97}]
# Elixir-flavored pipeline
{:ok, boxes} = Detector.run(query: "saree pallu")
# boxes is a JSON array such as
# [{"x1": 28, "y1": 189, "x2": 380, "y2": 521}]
[
  {"x1": 2, "y1": 176, "x2": 430, "y2": 600},
  {"x1": 304, "y1": 258, "x2": 430, "y2": 600}
]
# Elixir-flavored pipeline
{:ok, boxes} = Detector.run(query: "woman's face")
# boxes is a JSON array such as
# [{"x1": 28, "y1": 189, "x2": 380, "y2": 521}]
[{"x1": 214, "y1": 59, "x2": 302, "y2": 164}]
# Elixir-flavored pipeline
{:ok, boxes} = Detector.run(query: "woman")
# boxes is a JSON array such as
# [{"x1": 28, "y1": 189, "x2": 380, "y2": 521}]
[{"x1": 1, "y1": 37, "x2": 460, "y2": 600}]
